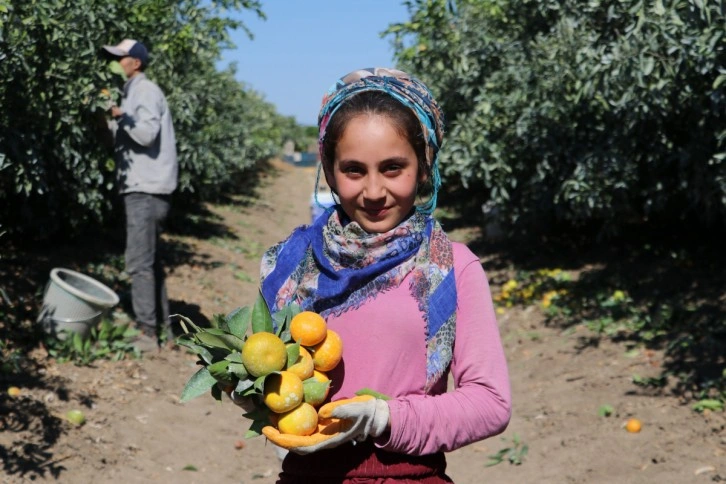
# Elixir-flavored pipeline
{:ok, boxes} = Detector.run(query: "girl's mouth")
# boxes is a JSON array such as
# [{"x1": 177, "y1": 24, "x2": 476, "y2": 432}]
[{"x1": 364, "y1": 207, "x2": 388, "y2": 218}]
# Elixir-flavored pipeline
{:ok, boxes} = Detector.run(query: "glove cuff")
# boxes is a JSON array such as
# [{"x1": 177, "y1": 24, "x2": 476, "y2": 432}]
[{"x1": 370, "y1": 399, "x2": 390, "y2": 438}]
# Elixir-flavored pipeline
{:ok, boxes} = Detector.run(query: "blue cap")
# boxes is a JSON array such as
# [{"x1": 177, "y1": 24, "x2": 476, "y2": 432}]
[{"x1": 102, "y1": 39, "x2": 148, "y2": 66}]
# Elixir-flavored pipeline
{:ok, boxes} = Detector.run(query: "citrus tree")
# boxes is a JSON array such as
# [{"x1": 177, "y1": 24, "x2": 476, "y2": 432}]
[
  {"x1": 387, "y1": 0, "x2": 726, "y2": 236},
  {"x1": 0, "y1": 0, "x2": 293, "y2": 238}
]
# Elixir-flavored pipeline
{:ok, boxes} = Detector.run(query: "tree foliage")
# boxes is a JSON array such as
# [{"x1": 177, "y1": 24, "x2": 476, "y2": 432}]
[
  {"x1": 0, "y1": 0, "x2": 293, "y2": 238},
  {"x1": 387, "y1": 0, "x2": 726, "y2": 236}
]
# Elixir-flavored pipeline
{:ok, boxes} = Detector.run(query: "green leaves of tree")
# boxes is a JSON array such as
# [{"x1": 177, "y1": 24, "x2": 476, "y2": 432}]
[
  {"x1": 386, "y1": 0, "x2": 726, "y2": 236},
  {"x1": 0, "y1": 0, "x2": 297, "y2": 240}
]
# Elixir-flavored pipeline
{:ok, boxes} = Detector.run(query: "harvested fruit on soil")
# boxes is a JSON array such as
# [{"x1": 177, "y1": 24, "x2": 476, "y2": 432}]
[
  {"x1": 66, "y1": 409, "x2": 86, "y2": 426},
  {"x1": 625, "y1": 418, "x2": 642, "y2": 433},
  {"x1": 310, "y1": 329, "x2": 343, "y2": 372},
  {"x1": 264, "y1": 371, "x2": 304, "y2": 413},
  {"x1": 290, "y1": 311, "x2": 328, "y2": 346},
  {"x1": 241, "y1": 332, "x2": 288, "y2": 377},
  {"x1": 277, "y1": 402, "x2": 319, "y2": 436}
]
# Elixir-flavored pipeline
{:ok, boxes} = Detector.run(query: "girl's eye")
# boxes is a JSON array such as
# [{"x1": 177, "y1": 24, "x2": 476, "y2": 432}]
[{"x1": 342, "y1": 165, "x2": 364, "y2": 175}]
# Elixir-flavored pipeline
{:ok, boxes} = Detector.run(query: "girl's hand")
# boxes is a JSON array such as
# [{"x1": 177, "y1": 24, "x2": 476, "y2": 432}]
[{"x1": 262, "y1": 395, "x2": 390, "y2": 455}]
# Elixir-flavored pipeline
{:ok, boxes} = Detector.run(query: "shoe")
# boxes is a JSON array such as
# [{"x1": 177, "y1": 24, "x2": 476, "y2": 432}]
[{"x1": 132, "y1": 325, "x2": 159, "y2": 353}]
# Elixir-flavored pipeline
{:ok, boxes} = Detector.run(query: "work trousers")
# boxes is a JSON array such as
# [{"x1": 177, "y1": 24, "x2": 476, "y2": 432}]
[{"x1": 123, "y1": 192, "x2": 170, "y2": 332}]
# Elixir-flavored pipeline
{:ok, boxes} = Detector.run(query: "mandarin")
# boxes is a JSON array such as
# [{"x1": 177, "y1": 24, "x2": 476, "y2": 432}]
[
  {"x1": 625, "y1": 418, "x2": 642, "y2": 433},
  {"x1": 310, "y1": 329, "x2": 343, "y2": 372},
  {"x1": 263, "y1": 370, "x2": 304, "y2": 413},
  {"x1": 241, "y1": 332, "x2": 288, "y2": 377},
  {"x1": 277, "y1": 402, "x2": 319, "y2": 436},
  {"x1": 290, "y1": 311, "x2": 327, "y2": 347},
  {"x1": 286, "y1": 345, "x2": 314, "y2": 380}
]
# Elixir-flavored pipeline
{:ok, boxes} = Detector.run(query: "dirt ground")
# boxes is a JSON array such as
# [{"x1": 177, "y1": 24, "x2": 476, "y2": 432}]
[{"x1": 2, "y1": 159, "x2": 724, "y2": 484}]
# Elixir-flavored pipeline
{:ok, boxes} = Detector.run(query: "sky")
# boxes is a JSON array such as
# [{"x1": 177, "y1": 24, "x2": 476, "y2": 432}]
[{"x1": 218, "y1": 1, "x2": 410, "y2": 126}]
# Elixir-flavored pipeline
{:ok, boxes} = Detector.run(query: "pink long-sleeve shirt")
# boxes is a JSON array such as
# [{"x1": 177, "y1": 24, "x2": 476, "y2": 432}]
[{"x1": 323, "y1": 242, "x2": 511, "y2": 455}]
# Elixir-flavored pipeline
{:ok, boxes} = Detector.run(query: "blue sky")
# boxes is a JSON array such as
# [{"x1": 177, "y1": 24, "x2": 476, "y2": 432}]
[{"x1": 218, "y1": 1, "x2": 410, "y2": 126}]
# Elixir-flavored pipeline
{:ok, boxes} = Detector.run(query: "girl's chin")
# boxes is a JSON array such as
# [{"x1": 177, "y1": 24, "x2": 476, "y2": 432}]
[{"x1": 354, "y1": 213, "x2": 405, "y2": 233}]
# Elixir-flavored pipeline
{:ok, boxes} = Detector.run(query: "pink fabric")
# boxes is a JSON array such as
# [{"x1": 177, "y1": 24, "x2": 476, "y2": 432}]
[{"x1": 323, "y1": 242, "x2": 511, "y2": 455}]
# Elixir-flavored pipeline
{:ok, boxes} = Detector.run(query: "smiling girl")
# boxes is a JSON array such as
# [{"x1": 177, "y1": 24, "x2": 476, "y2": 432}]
[{"x1": 258, "y1": 68, "x2": 511, "y2": 483}]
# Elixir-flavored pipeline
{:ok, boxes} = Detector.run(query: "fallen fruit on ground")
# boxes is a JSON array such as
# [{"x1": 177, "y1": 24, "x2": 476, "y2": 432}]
[
  {"x1": 625, "y1": 418, "x2": 642, "y2": 433},
  {"x1": 277, "y1": 402, "x2": 319, "y2": 436},
  {"x1": 290, "y1": 311, "x2": 328, "y2": 346},
  {"x1": 264, "y1": 370, "x2": 304, "y2": 413},
  {"x1": 66, "y1": 409, "x2": 86, "y2": 426},
  {"x1": 311, "y1": 329, "x2": 343, "y2": 372},
  {"x1": 241, "y1": 331, "x2": 288, "y2": 377},
  {"x1": 7, "y1": 386, "x2": 21, "y2": 397}
]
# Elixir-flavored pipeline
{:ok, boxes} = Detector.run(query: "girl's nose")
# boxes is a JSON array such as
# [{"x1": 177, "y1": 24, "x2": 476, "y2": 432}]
[{"x1": 363, "y1": 174, "x2": 386, "y2": 201}]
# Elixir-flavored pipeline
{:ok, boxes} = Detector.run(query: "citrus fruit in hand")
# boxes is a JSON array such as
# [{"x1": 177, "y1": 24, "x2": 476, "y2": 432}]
[
  {"x1": 303, "y1": 370, "x2": 330, "y2": 407},
  {"x1": 625, "y1": 418, "x2": 642, "y2": 433},
  {"x1": 290, "y1": 311, "x2": 327, "y2": 347},
  {"x1": 287, "y1": 345, "x2": 314, "y2": 380},
  {"x1": 263, "y1": 370, "x2": 304, "y2": 413},
  {"x1": 241, "y1": 332, "x2": 288, "y2": 377},
  {"x1": 310, "y1": 329, "x2": 343, "y2": 372},
  {"x1": 277, "y1": 402, "x2": 319, "y2": 436}
]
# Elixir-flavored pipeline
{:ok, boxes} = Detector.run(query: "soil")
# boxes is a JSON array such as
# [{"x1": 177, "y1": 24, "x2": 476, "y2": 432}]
[{"x1": 2, "y1": 159, "x2": 724, "y2": 484}]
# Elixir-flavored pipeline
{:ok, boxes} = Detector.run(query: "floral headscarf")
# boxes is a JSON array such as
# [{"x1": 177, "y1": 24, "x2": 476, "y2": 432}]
[{"x1": 317, "y1": 67, "x2": 445, "y2": 214}]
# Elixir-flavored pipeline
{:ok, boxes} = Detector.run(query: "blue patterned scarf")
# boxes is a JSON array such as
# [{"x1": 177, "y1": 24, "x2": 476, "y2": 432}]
[{"x1": 261, "y1": 208, "x2": 457, "y2": 393}]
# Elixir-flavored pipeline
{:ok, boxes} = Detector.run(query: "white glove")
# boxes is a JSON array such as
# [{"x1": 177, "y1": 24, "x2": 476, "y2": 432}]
[{"x1": 285, "y1": 396, "x2": 390, "y2": 455}]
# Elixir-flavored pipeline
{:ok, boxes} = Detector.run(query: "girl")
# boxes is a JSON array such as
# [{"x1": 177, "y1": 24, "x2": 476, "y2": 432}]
[{"x1": 259, "y1": 68, "x2": 511, "y2": 483}]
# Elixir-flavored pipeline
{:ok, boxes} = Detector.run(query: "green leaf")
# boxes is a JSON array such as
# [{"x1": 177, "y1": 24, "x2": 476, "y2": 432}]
[
  {"x1": 235, "y1": 377, "x2": 256, "y2": 394},
  {"x1": 108, "y1": 61, "x2": 127, "y2": 80},
  {"x1": 303, "y1": 378, "x2": 330, "y2": 405},
  {"x1": 208, "y1": 359, "x2": 234, "y2": 385},
  {"x1": 227, "y1": 362, "x2": 249, "y2": 380},
  {"x1": 225, "y1": 351, "x2": 244, "y2": 363},
  {"x1": 251, "y1": 290, "x2": 274, "y2": 333},
  {"x1": 245, "y1": 418, "x2": 268, "y2": 439},
  {"x1": 211, "y1": 382, "x2": 223, "y2": 401},
  {"x1": 692, "y1": 399, "x2": 724, "y2": 412},
  {"x1": 174, "y1": 314, "x2": 203, "y2": 335},
  {"x1": 210, "y1": 313, "x2": 227, "y2": 331},
  {"x1": 598, "y1": 404, "x2": 614, "y2": 417},
  {"x1": 253, "y1": 374, "x2": 268, "y2": 393},
  {"x1": 226, "y1": 306, "x2": 251, "y2": 337},
  {"x1": 194, "y1": 329, "x2": 244, "y2": 351},
  {"x1": 354, "y1": 388, "x2": 391, "y2": 400},
  {"x1": 176, "y1": 338, "x2": 214, "y2": 365},
  {"x1": 243, "y1": 405, "x2": 270, "y2": 421},
  {"x1": 286, "y1": 342, "x2": 301, "y2": 368},
  {"x1": 180, "y1": 366, "x2": 217, "y2": 403}
]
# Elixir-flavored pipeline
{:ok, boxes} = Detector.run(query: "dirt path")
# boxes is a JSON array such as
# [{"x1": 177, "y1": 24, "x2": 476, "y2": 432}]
[{"x1": 2, "y1": 160, "x2": 724, "y2": 483}]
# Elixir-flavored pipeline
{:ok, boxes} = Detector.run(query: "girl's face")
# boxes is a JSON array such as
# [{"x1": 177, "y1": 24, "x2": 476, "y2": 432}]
[{"x1": 327, "y1": 114, "x2": 424, "y2": 233}]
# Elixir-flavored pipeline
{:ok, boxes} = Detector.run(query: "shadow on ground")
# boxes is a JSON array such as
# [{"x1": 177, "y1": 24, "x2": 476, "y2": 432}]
[{"x1": 452, "y1": 219, "x2": 726, "y2": 404}]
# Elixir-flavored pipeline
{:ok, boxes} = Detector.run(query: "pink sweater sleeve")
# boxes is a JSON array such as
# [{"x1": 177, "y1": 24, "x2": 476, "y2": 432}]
[{"x1": 381, "y1": 244, "x2": 512, "y2": 454}]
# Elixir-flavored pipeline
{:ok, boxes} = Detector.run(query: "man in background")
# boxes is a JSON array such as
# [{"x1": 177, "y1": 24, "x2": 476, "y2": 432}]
[{"x1": 102, "y1": 39, "x2": 178, "y2": 352}]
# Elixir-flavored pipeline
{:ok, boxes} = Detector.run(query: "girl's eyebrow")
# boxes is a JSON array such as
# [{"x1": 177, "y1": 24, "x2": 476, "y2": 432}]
[{"x1": 338, "y1": 156, "x2": 411, "y2": 165}]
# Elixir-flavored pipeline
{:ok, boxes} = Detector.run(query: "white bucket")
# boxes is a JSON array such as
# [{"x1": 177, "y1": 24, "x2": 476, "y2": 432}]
[{"x1": 37, "y1": 268, "x2": 120, "y2": 339}]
